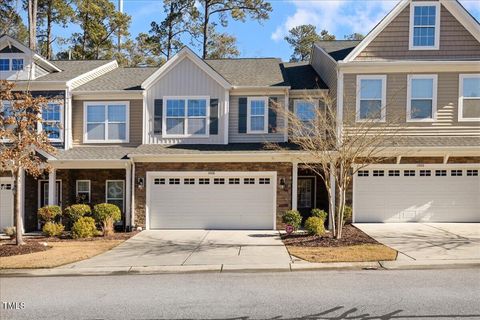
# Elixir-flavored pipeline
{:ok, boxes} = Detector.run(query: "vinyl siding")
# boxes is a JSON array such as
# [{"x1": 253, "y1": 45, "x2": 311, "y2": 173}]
[
  {"x1": 229, "y1": 95, "x2": 286, "y2": 143},
  {"x1": 355, "y1": 4, "x2": 480, "y2": 61},
  {"x1": 311, "y1": 46, "x2": 337, "y2": 97},
  {"x1": 145, "y1": 57, "x2": 227, "y2": 144},
  {"x1": 343, "y1": 72, "x2": 480, "y2": 135},
  {"x1": 72, "y1": 99, "x2": 143, "y2": 146}
]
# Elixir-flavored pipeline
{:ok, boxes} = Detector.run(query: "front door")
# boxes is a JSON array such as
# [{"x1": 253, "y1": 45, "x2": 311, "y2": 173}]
[
  {"x1": 39, "y1": 181, "x2": 62, "y2": 208},
  {"x1": 298, "y1": 177, "x2": 315, "y2": 220}
]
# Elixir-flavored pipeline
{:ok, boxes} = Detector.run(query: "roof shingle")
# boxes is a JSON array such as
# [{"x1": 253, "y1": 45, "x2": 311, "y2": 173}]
[
  {"x1": 315, "y1": 40, "x2": 361, "y2": 61},
  {"x1": 282, "y1": 61, "x2": 328, "y2": 90},
  {"x1": 74, "y1": 67, "x2": 158, "y2": 91},
  {"x1": 35, "y1": 60, "x2": 114, "y2": 82}
]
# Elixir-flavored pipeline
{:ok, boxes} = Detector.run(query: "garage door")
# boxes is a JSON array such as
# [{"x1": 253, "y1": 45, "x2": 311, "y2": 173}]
[
  {"x1": 147, "y1": 172, "x2": 276, "y2": 229},
  {"x1": 353, "y1": 167, "x2": 480, "y2": 223},
  {"x1": 0, "y1": 178, "x2": 14, "y2": 230}
]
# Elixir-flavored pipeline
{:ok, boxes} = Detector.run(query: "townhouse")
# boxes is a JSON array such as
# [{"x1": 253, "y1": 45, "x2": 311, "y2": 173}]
[{"x1": 0, "y1": 0, "x2": 479, "y2": 232}]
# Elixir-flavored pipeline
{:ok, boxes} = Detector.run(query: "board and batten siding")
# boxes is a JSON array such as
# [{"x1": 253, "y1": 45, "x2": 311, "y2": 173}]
[
  {"x1": 229, "y1": 95, "x2": 286, "y2": 143},
  {"x1": 72, "y1": 99, "x2": 143, "y2": 146},
  {"x1": 355, "y1": 4, "x2": 480, "y2": 61},
  {"x1": 343, "y1": 72, "x2": 480, "y2": 135},
  {"x1": 145, "y1": 57, "x2": 227, "y2": 144}
]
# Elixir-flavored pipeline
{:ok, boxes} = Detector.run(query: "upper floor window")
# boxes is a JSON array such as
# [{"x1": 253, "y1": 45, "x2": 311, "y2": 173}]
[
  {"x1": 410, "y1": 3, "x2": 440, "y2": 50},
  {"x1": 247, "y1": 97, "x2": 268, "y2": 134},
  {"x1": 356, "y1": 75, "x2": 386, "y2": 122},
  {"x1": 407, "y1": 75, "x2": 437, "y2": 121},
  {"x1": 84, "y1": 102, "x2": 129, "y2": 143},
  {"x1": 0, "y1": 58, "x2": 24, "y2": 71},
  {"x1": 0, "y1": 59, "x2": 9, "y2": 71},
  {"x1": 164, "y1": 97, "x2": 209, "y2": 137},
  {"x1": 12, "y1": 59, "x2": 24, "y2": 71},
  {"x1": 459, "y1": 74, "x2": 480, "y2": 121},
  {"x1": 42, "y1": 103, "x2": 62, "y2": 141}
]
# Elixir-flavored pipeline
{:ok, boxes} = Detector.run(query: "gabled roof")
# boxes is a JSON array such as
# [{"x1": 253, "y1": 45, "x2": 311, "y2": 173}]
[
  {"x1": 282, "y1": 61, "x2": 328, "y2": 90},
  {"x1": 34, "y1": 60, "x2": 115, "y2": 82},
  {"x1": 74, "y1": 67, "x2": 158, "y2": 91},
  {"x1": 315, "y1": 40, "x2": 361, "y2": 62}
]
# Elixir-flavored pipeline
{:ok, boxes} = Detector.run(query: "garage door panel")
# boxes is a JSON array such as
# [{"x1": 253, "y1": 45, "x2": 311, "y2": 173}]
[{"x1": 0, "y1": 179, "x2": 14, "y2": 230}]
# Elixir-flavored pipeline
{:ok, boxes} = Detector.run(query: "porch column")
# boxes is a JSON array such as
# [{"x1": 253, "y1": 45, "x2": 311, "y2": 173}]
[
  {"x1": 292, "y1": 162, "x2": 298, "y2": 210},
  {"x1": 48, "y1": 169, "x2": 57, "y2": 205},
  {"x1": 125, "y1": 163, "x2": 132, "y2": 228},
  {"x1": 328, "y1": 163, "x2": 336, "y2": 230},
  {"x1": 20, "y1": 168, "x2": 25, "y2": 234}
]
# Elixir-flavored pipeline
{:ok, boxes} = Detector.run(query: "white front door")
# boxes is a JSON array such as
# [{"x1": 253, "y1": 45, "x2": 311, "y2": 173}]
[
  {"x1": 0, "y1": 178, "x2": 14, "y2": 230},
  {"x1": 353, "y1": 167, "x2": 480, "y2": 223},
  {"x1": 147, "y1": 172, "x2": 276, "y2": 230}
]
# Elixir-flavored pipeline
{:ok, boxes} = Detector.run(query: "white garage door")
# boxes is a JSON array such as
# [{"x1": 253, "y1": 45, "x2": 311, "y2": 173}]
[
  {"x1": 0, "y1": 178, "x2": 14, "y2": 230},
  {"x1": 353, "y1": 167, "x2": 480, "y2": 223},
  {"x1": 147, "y1": 172, "x2": 276, "y2": 229}
]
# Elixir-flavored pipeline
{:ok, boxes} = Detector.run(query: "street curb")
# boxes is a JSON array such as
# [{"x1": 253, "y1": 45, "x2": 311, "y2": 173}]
[{"x1": 379, "y1": 260, "x2": 480, "y2": 270}]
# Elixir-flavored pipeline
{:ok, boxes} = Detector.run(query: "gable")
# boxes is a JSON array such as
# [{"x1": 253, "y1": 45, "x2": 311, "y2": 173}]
[
  {"x1": 0, "y1": 45, "x2": 23, "y2": 53},
  {"x1": 353, "y1": 2, "x2": 480, "y2": 61}
]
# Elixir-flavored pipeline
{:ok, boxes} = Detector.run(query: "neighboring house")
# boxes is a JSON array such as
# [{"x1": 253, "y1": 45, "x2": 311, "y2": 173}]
[{"x1": 0, "y1": 0, "x2": 479, "y2": 232}]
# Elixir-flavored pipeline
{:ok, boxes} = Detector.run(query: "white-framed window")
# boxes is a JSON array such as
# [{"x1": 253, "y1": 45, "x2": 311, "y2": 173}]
[
  {"x1": 106, "y1": 180, "x2": 124, "y2": 212},
  {"x1": 409, "y1": 2, "x2": 440, "y2": 50},
  {"x1": 356, "y1": 75, "x2": 387, "y2": 122},
  {"x1": 459, "y1": 74, "x2": 480, "y2": 121},
  {"x1": 0, "y1": 58, "x2": 10, "y2": 71},
  {"x1": 294, "y1": 99, "x2": 317, "y2": 132},
  {"x1": 163, "y1": 96, "x2": 209, "y2": 137},
  {"x1": 84, "y1": 101, "x2": 129, "y2": 143},
  {"x1": 76, "y1": 180, "x2": 91, "y2": 203},
  {"x1": 247, "y1": 97, "x2": 268, "y2": 134},
  {"x1": 0, "y1": 58, "x2": 24, "y2": 71},
  {"x1": 407, "y1": 75, "x2": 437, "y2": 121},
  {"x1": 12, "y1": 58, "x2": 24, "y2": 71},
  {"x1": 41, "y1": 102, "x2": 63, "y2": 141}
]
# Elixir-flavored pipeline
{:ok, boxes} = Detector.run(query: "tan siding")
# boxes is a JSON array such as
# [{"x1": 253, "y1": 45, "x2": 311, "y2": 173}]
[
  {"x1": 355, "y1": 4, "x2": 480, "y2": 61},
  {"x1": 343, "y1": 72, "x2": 480, "y2": 135},
  {"x1": 72, "y1": 99, "x2": 143, "y2": 146}
]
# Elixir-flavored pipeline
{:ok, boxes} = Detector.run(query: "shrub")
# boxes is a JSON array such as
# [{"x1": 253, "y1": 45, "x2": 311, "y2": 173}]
[
  {"x1": 71, "y1": 217, "x2": 97, "y2": 239},
  {"x1": 304, "y1": 217, "x2": 326, "y2": 236},
  {"x1": 37, "y1": 205, "x2": 62, "y2": 223},
  {"x1": 311, "y1": 208, "x2": 328, "y2": 222},
  {"x1": 282, "y1": 210, "x2": 302, "y2": 230},
  {"x1": 42, "y1": 222, "x2": 64, "y2": 237},
  {"x1": 343, "y1": 206, "x2": 353, "y2": 225},
  {"x1": 93, "y1": 203, "x2": 121, "y2": 237},
  {"x1": 3, "y1": 226, "x2": 16, "y2": 238},
  {"x1": 64, "y1": 204, "x2": 91, "y2": 223}
]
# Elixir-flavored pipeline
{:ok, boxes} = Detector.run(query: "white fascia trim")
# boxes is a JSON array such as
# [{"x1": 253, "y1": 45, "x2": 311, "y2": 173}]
[
  {"x1": 49, "y1": 159, "x2": 131, "y2": 169},
  {"x1": 343, "y1": 0, "x2": 410, "y2": 62},
  {"x1": 409, "y1": 2, "x2": 441, "y2": 51},
  {"x1": 128, "y1": 152, "x2": 303, "y2": 163},
  {"x1": 355, "y1": 75, "x2": 387, "y2": 123},
  {"x1": 66, "y1": 60, "x2": 118, "y2": 89},
  {"x1": 458, "y1": 74, "x2": 480, "y2": 122},
  {"x1": 232, "y1": 86, "x2": 291, "y2": 90},
  {"x1": 223, "y1": 89, "x2": 230, "y2": 144},
  {"x1": 141, "y1": 47, "x2": 232, "y2": 90},
  {"x1": 441, "y1": 0, "x2": 480, "y2": 43},
  {"x1": 338, "y1": 60, "x2": 480, "y2": 74}
]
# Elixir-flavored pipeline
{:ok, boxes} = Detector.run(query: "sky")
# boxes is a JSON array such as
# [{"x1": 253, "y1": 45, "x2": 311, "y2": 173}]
[{"x1": 16, "y1": 0, "x2": 480, "y2": 61}]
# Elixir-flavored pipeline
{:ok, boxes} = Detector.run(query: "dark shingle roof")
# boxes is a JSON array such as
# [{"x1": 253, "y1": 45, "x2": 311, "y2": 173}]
[
  {"x1": 282, "y1": 61, "x2": 328, "y2": 90},
  {"x1": 205, "y1": 58, "x2": 287, "y2": 87},
  {"x1": 316, "y1": 40, "x2": 361, "y2": 61},
  {"x1": 54, "y1": 146, "x2": 136, "y2": 160},
  {"x1": 74, "y1": 67, "x2": 158, "y2": 91},
  {"x1": 35, "y1": 60, "x2": 114, "y2": 82}
]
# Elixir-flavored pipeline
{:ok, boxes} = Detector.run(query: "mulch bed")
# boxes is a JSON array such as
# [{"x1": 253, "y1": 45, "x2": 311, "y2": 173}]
[
  {"x1": 0, "y1": 241, "x2": 50, "y2": 257},
  {"x1": 282, "y1": 224, "x2": 378, "y2": 247}
]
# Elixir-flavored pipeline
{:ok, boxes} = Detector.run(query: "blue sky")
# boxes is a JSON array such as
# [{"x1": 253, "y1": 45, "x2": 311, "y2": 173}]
[{"x1": 18, "y1": 0, "x2": 480, "y2": 61}]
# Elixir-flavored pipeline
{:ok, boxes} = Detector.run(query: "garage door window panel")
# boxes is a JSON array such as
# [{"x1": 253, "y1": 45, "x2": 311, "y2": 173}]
[
  {"x1": 407, "y1": 75, "x2": 437, "y2": 121},
  {"x1": 467, "y1": 170, "x2": 478, "y2": 176},
  {"x1": 404, "y1": 170, "x2": 416, "y2": 176},
  {"x1": 459, "y1": 75, "x2": 480, "y2": 121}
]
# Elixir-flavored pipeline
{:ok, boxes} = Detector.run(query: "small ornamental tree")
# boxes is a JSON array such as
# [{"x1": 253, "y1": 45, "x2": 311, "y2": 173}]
[
  {"x1": 93, "y1": 203, "x2": 121, "y2": 236},
  {"x1": 0, "y1": 80, "x2": 56, "y2": 245}
]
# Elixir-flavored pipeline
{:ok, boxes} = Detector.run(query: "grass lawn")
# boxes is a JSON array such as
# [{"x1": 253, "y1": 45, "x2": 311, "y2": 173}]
[
  {"x1": 0, "y1": 240, "x2": 123, "y2": 269},
  {"x1": 287, "y1": 244, "x2": 397, "y2": 263}
]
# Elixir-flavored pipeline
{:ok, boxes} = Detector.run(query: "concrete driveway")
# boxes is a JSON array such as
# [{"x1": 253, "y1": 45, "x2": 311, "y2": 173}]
[
  {"x1": 62, "y1": 230, "x2": 291, "y2": 269},
  {"x1": 355, "y1": 223, "x2": 480, "y2": 261}
]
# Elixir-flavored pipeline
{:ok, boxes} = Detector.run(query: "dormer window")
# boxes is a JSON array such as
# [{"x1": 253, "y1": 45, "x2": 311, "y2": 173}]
[{"x1": 409, "y1": 3, "x2": 440, "y2": 50}]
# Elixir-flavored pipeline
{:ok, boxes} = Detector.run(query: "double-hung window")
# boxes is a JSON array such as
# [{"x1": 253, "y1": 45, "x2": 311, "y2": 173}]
[
  {"x1": 0, "y1": 59, "x2": 9, "y2": 71},
  {"x1": 76, "y1": 180, "x2": 91, "y2": 203},
  {"x1": 42, "y1": 103, "x2": 62, "y2": 141},
  {"x1": 247, "y1": 97, "x2": 268, "y2": 134},
  {"x1": 407, "y1": 75, "x2": 437, "y2": 121},
  {"x1": 409, "y1": 3, "x2": 440, "y2": 50},
  {"x1": 356, "y1": 75, "x2": 386, "y2": 122},
  {"x1": 106, "y1": 180, "x2": 124, "y2": 212},
  {"x1": 294, "y1": 99, "x2": 317, "y2": 134},
  {"x1": 12, "y1": 59, "x2": 24, "y2": 71},
  {"x1": 459, "y1": 74, "x2": 480, "y2": 121},
  {"x1": 84, "y1": 102, "x2": 129, "y2": 143},
  {"x1": 164, "y1": 97, "x2": 209, "y2": 136}
]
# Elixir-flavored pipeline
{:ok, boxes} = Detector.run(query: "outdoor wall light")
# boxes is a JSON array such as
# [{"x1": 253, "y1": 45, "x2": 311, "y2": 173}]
[
  {"x1": 137, "y1": 177, "x2": 144, "y2": 189},
  {"x1": 279, "y1": 178, "x2": 286, "y2": 190}
]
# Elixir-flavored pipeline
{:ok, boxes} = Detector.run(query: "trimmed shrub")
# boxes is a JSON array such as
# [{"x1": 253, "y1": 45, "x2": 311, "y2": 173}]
[
  {"x1": 71, "y1": 217, "x2": 97, "y2": 239},
  {"x1": 282, "y1": 210, "x2": 302, "y2": 230},
  {"x1": 311, "y1": 208, "x2": 328, "y2": 222},
  {"x1": 3, "y1": 226, "x2": 16, "y2": 238},
  {"x1": 304, "y1": 217, "x2": 326, "y2": 236},
  {"x1": 42, "y1": 222, "x2": 64, "y2": 237},
  {"x1": 37, "y1": 205, "x2": 62, "y2": 223},
  {"x1": 343, "y1": 206, "x2": 353, "y2": 225},
  {"x1": 64, "y1": 204, "x2": 91, "y2": 223},
  {"x1": 93, "y1": 203, "x2": 121, "y2": 237}
]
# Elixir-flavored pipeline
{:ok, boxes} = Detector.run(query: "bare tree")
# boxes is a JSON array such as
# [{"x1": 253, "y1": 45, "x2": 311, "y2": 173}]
[
  {"x1": 28, "y1": 0, "x2": 38, "y2": 50},
  {"x1": 0, "y1": 81, "x2": 56, "y2": 245},
  {"x1": 270, "y1": 91, "x2": 403, "y2": 239}
]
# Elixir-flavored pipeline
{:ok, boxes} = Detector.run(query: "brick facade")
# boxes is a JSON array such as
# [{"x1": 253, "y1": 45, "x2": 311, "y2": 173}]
[{"x1": 133, "y1": 162, "x2": 293, "y2": 229}]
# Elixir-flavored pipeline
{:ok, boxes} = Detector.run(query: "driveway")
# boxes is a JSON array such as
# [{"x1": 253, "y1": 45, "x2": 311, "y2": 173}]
[
  {"x1": 62, "y1": 230, "x2": 291, "y2": 268},
  {"x1": 355, "y1": 223, "x2": 480, "y2": 261}
]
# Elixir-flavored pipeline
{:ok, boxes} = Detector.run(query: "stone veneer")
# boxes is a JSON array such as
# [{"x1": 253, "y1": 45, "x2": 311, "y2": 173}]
[{"x1": 133, "y1": 162, "x2": 293, "y2": 229}]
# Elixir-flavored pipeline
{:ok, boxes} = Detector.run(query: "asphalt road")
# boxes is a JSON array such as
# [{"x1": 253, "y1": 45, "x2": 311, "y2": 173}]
[{"x1": 1, "y1": 269, "x2": 479, "y2": 320}]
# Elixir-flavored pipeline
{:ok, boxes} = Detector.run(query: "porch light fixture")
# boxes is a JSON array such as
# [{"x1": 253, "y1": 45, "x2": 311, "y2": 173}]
[
  {"x1": 279, "y1": 178, "x2": 286, "y2": 190},
  {"x1": 137, "y1": 177, "x2": 144, "y2": 189}
]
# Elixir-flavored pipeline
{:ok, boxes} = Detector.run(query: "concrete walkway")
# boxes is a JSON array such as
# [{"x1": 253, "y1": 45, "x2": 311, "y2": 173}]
[{"x1": 61, "y1": 230, "x2": 292, "y2": 269}]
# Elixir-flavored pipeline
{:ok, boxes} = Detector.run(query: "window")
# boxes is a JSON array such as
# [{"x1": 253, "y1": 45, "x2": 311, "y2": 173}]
[
  {"x1": 451, "y1": 170, "x2": 463, "y2": 177},
  {"x1": 0, "y1": 59, "x2": 9, "y2": 71},
  {"x1": 184, "y1": 178, "x2": 195, "y2": 185},
  {"x1": 154, "y1": 178, "x2": 165, "y2": 185},
  {"x1": 169, "y1": 178, "x2": 180, "y2": 185},
  {"x1": 410, "y1": 3, "x2": 440, "y2": 50},
  {"x1": 164, "y1": 97, "x2": 209, "y2": 137},
  {"x1": 214, "y1": 178, "x2": 225, "y2": 185},
  {"x1": 404, "y1": 170, "x2": 416, "y2": 177},
  {"x1": 244, "y1": 178, "x2": 255, "y2": 184},
  {"x1": 420, "y1": 170, "x2": 431, "y2": 177},
  {"x1": 12, "y1": 59, "x2": 24, "y2": 71},
  {"x1": 435, "y1": 170, "x2": 447, "y2": 176},
  {"x1": 467, "y1": 170, "x2": 478, "y2": 176},
  {"x1": 106, "y1": 180, "x2": 124, "y2": 212},
  {"x1": 407, "y1": 75, "x2": 437, "y2": 121},
  {"x1": 259, "y1": 178, "x2": 270, "y2": 184},
  {"x1": 358, "y1": 170, "x2": 369, "y2": 177},
  {"x1": 294, "y1": 100, "x2": 317, "y2": 131},
  {"x1": 229, "y1": 178, "x2": 240, "y2": 184},
  {"x1": 373, "y1": 170, "x2": 384, "y2": 177},
  {"x1": 42, "y1": 103, "x2": 62, "y2": 141},
  {"x1": 459, "y1": 75, "x2": 480, "y2": 121},
  {"x1": 388, "y1": 170, "x2": 400, "y2": 177},
  {"x1": 84, "y1": 102, "x2": 129, "y2": 143},
  {"x1": 247, "y1": 97, "x2": 268, "y2": 134},
  {"x1": 199, "y1": 178, "x2": 210, "y2": 185},
  {"x1": 76, "y1": 180, "x2": 91, "y2": 203},
  {"x1": 356, "y1": 76, "x2": 386, "y2": 121}
]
